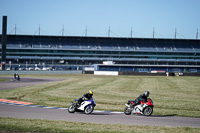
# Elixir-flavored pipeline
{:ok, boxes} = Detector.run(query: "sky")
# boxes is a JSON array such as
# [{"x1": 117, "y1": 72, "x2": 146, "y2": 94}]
[{"x1": 0, "y1": 0, "x2": 200, "y2": 39}]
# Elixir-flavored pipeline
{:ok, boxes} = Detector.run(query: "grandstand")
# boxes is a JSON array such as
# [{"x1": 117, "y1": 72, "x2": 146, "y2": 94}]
[{"x1": 1, "y1": 34, "x2": 200, "y2": 72}]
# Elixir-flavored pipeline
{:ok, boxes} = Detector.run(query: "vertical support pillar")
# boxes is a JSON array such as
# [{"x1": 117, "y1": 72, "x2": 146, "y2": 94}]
[{"x1": 1, "y1": 16, "x2": 7, "y2": 70}]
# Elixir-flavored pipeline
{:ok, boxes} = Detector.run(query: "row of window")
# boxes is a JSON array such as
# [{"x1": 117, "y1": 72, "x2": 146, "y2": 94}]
[
  {"x1": 6, "y1": 48, "x2": 200, "y2": 55},
  {"x1": 5, "y1": 48, "x2": 200, "y2": 60}
]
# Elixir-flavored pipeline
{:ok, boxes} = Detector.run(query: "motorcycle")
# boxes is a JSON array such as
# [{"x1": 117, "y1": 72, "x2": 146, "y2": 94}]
[
  {"x1": 68, "y1": 98, "x2": 96, "y2": 114},
  {"x1": 124, "y1": 98, "x2": 154, "y2": 116}
]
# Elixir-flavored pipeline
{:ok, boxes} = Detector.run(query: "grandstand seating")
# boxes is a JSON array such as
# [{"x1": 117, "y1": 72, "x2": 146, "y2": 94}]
[
  {"x1": 1, "y1": 35, "x2": 200, "y2": 72},
  {"x1": 21, "y1": 56, "x2": 41, "y2": 59},
  {"x1": 33, "y1": 44, "x2": 41, "y2": 48},
  {"x1": 6, "y1": 41, "x2": 200, "y2": 52}
]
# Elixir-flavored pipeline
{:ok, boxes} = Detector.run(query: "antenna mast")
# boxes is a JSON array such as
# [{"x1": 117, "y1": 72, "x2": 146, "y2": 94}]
[
  {"x1": 62, "y1": 25, "x2": 64, "y2": 36},
  {"x1": 15, "y1": 24, "x2": 17, "y2": 35},
  {"x1": 108, "y1": 26, "x2": 110, "y2": 37},
  {"x1": 85, "y1": 26, "x2": 87, "y2": 36},
  {"x1": 153, "y1": 27, "x2": 155, "y2": 38},
  {"x1": 9, "y1": 24, "x2": 17, "y2": 35},
  {"x1": 34, "y1": 25, "x2": 41, "y2": 35},
  {"x1": 175, "y1": 28, "x2": 177, "y2": 39},
  {"x1": 39, "y1": 25, "x2": 40, "y2": 35},
  {"x1": 196, "y1": 29, "x2": 198, "y2": 40},
  {"x1": 131, "y1": 27, "x2": 133, "y2": 38}
]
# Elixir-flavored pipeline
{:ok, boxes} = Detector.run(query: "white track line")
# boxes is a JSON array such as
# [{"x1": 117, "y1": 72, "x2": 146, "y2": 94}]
[{"x1": 0, "y1": 101, "x2": 124, "y2": 114}]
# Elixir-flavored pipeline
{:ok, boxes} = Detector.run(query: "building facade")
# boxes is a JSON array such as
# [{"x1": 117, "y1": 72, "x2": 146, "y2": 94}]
[{"x1": 1, "y1": 35, "x2": 200, "y2": 72}]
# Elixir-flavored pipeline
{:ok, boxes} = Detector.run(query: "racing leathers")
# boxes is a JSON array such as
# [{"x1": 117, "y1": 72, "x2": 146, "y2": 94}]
[
  {"x1": 78, "y1": 92, "x2": 93, "y2": 105},
  {"x1": 131, "y1": 93, "x2": 148, "y2": 108}
]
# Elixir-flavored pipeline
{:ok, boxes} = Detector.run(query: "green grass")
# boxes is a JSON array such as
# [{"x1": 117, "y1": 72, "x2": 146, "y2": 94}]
[
  {"x1": 0, "y1": 74, "x2": 200, "y2": 117},
  {"x1": 0, "y1": 117, "x2": 199, "y2": 133},
  {"x1": 0, "y1": 74, "x2": 200, "y2": 132},
  {"x1": 0, "y1": 78, "x2": 10, "y2": 82}
]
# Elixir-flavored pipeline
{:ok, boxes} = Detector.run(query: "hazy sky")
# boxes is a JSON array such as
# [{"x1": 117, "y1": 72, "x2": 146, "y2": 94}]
[{"x1": 0, "y1": 0, "x2": 200, "y2": 39}]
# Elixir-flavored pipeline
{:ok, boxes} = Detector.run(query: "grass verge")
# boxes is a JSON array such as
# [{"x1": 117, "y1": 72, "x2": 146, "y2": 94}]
[
  {"x1": 0, "y1": 74, "x2": 200, "y2": 117},
  {"x1": 0, "y1": 78, "x2": 10, "y2": 82},
  {"x1": 0, "y1": 117, "x2": 199, "y2": 133}
]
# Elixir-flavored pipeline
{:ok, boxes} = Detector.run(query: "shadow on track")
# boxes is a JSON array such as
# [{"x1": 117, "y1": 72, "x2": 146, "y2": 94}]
[
  {"x1": 150, "y1": 114, "x2": 177, "y2": 117},
  {"x1": 90, "y1": 113, "x2": 112, "y2": 115},
  {"x1": 70, "y1": 111, "x2": 112, "y2": 115}
]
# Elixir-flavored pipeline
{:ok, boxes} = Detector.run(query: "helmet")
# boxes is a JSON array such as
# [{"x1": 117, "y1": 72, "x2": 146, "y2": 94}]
[
  {"x1": 144, "y1": 91, "x2": 150, "y2": 97},
  {"x1": 88, "y1": 90, "x2": 93, "y2": 96}
]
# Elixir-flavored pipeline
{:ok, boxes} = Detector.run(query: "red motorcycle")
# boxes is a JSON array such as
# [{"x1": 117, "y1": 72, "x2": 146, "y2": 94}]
[{"x1": 124, "y1": 98, "x2": 154, "y2": 116}]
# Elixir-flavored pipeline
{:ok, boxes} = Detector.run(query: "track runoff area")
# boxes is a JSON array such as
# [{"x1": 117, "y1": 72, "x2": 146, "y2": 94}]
[
  {"x1": 0, "y1": 76, "x2": 200, "y2": 128},
  {"x1": 0, "y1": 98, "x2": 122, "y2": 114}
]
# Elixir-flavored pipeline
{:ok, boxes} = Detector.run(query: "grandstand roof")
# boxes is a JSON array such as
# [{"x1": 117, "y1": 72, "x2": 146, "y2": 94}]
[
  {"x1": 1, "y1": 35, "x2": 200, "y2": 49},
  {"x1": 93, "y1": 64, "x2": 200, "y2": 68}
]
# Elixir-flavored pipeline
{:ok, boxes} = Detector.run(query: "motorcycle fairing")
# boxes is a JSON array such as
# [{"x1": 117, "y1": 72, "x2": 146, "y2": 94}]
[
  {"x1": 128, "y1": 100, "x2": 134, "y2": 104},
  {"x1": 125, "y1": 98, "x2": 154, "y2": 115},
  {"x1": 77, "y1": 100, "x2": 92, "y2": 111}
]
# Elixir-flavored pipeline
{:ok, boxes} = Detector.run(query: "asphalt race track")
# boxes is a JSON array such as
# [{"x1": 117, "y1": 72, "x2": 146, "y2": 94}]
[
  {"x1": 0, "y1": 76, "x2": 200, "y2": 128},
  {"x1": 0, "y1": 76, "x2": 63, "y2": 91}
]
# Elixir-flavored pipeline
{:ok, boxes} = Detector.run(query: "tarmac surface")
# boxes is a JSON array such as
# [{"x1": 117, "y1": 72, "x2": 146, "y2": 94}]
[
  {"x1": 0, "y1": 76, "x2": 63, "y2": 91},
  {"x1": 0, "y1": 76, "x2": 200, "y2": 128}
]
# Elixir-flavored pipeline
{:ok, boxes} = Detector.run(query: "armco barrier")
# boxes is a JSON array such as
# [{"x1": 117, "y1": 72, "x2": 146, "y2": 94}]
[
  {"x1": 118, "y1": 72, "x2": 166, "y2": 76},
  {"x1": 182, "y1": 73, "x2": 200, "y2": 76},
  {"x1": 0, "y1": 70, "x2": 82, "y2": 75},
  {"x1": 3, "y1": 71, "x2": 199, "y2": 76},
  {"x1": 83, "y1": 71, "x2": 94, "y2": 74},
  {"x1": 94, "y1": 71, "x2": 118, "y2": 76},
  {"x1": 119, "y1": 72, "x2": 200, "y2": 76}
]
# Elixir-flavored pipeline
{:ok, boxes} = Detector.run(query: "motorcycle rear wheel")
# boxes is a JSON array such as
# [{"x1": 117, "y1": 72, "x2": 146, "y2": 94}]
[
  {"x1": 84, "y1": 105, "x2": 94, "y2": 114},
  {"x1": 124, "y1": 107, "x2": 132, "y2": 115},
  {"x1": 143, "y1": 106, "x2": 153, "y2": 116},
  {"x1": 68, "y1": 105, "x2": 76, "y2": 113}
]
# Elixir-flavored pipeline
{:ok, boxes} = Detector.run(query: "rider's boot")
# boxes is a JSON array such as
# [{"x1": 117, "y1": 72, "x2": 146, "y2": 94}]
[
  {"x1": 77, "y1": 102, "x2": 82, "y2": 108},
  {"x1": 75, "y1": 102, "x2": 80, "y2": 108},
  {"x1": 130, "y1": 104, "x2": 135, "y2": 110}
]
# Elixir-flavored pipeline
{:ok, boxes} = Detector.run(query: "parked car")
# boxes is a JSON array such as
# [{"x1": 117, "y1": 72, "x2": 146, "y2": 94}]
[
  {"x1": 47, "y1": 67, "x2": 53, "y2": 71},
  {"x1": 19, "y1": 67, "x2": 26, "y2": 71},
  {"x1": 35, "y1": 67, "x2": 41, "y2": 71},
  {"x1": 6, "y1": 67, "x2": 11, "y2": 71},
  {"x1": 42, "y1": 67, "x2": 47, "y2": 71},
  {"x1": 27, "y1": 67, "x2": 34, "y2": 70}
]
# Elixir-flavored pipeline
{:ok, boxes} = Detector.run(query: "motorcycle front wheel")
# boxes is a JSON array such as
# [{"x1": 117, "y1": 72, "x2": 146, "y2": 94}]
[
  {"x1": 68, "y1": 105, "x2": 76, "y2": 113},
  {"x1": 143, "y1": 106, "x2": 153, "y2": 116},
  {"x1": 84, "y1": 105, "x2": 94, "y2": 114},
  {"x1": 124, "y1": 107, "x2": 132, "y2": 115}
]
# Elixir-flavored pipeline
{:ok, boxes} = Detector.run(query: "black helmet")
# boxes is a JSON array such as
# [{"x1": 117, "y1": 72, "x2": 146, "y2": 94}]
[{"x1": 144, "y1": 91, "x2": 150, "y2": 97}]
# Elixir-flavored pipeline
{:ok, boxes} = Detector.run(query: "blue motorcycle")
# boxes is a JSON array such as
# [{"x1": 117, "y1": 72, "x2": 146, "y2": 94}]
[{"x1": 68, "y1": 98, "x2": 96, "y2": 114}]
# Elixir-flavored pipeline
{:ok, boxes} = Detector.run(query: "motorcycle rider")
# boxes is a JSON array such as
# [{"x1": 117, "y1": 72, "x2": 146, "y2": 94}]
[
  {"x1": 77, "y1": 90, "x2": 93, "y2": 106},
  {"x1": 131, "y1": 91, "x2": 150, "y2": 108},
  {"x1": 14, "y1": 73, "x2": 20, "y2": 81}
]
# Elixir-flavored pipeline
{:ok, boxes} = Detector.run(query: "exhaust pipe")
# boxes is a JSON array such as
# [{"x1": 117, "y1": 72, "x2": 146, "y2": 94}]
[{"x1": 125, "y1": 104, "x2": 130, "y2": 107}]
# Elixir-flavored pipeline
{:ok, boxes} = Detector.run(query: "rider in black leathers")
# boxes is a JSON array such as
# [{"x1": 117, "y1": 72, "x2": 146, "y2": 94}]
[
  {"x1": 131, "y1": 91, "x2": 150, "y2": 108},
  {"x1": 78, "y1": 90, "x2": 93, "y2": 105},
  {"x1": 14, "y1": 73, "x2": 20, "y2": 81}
]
